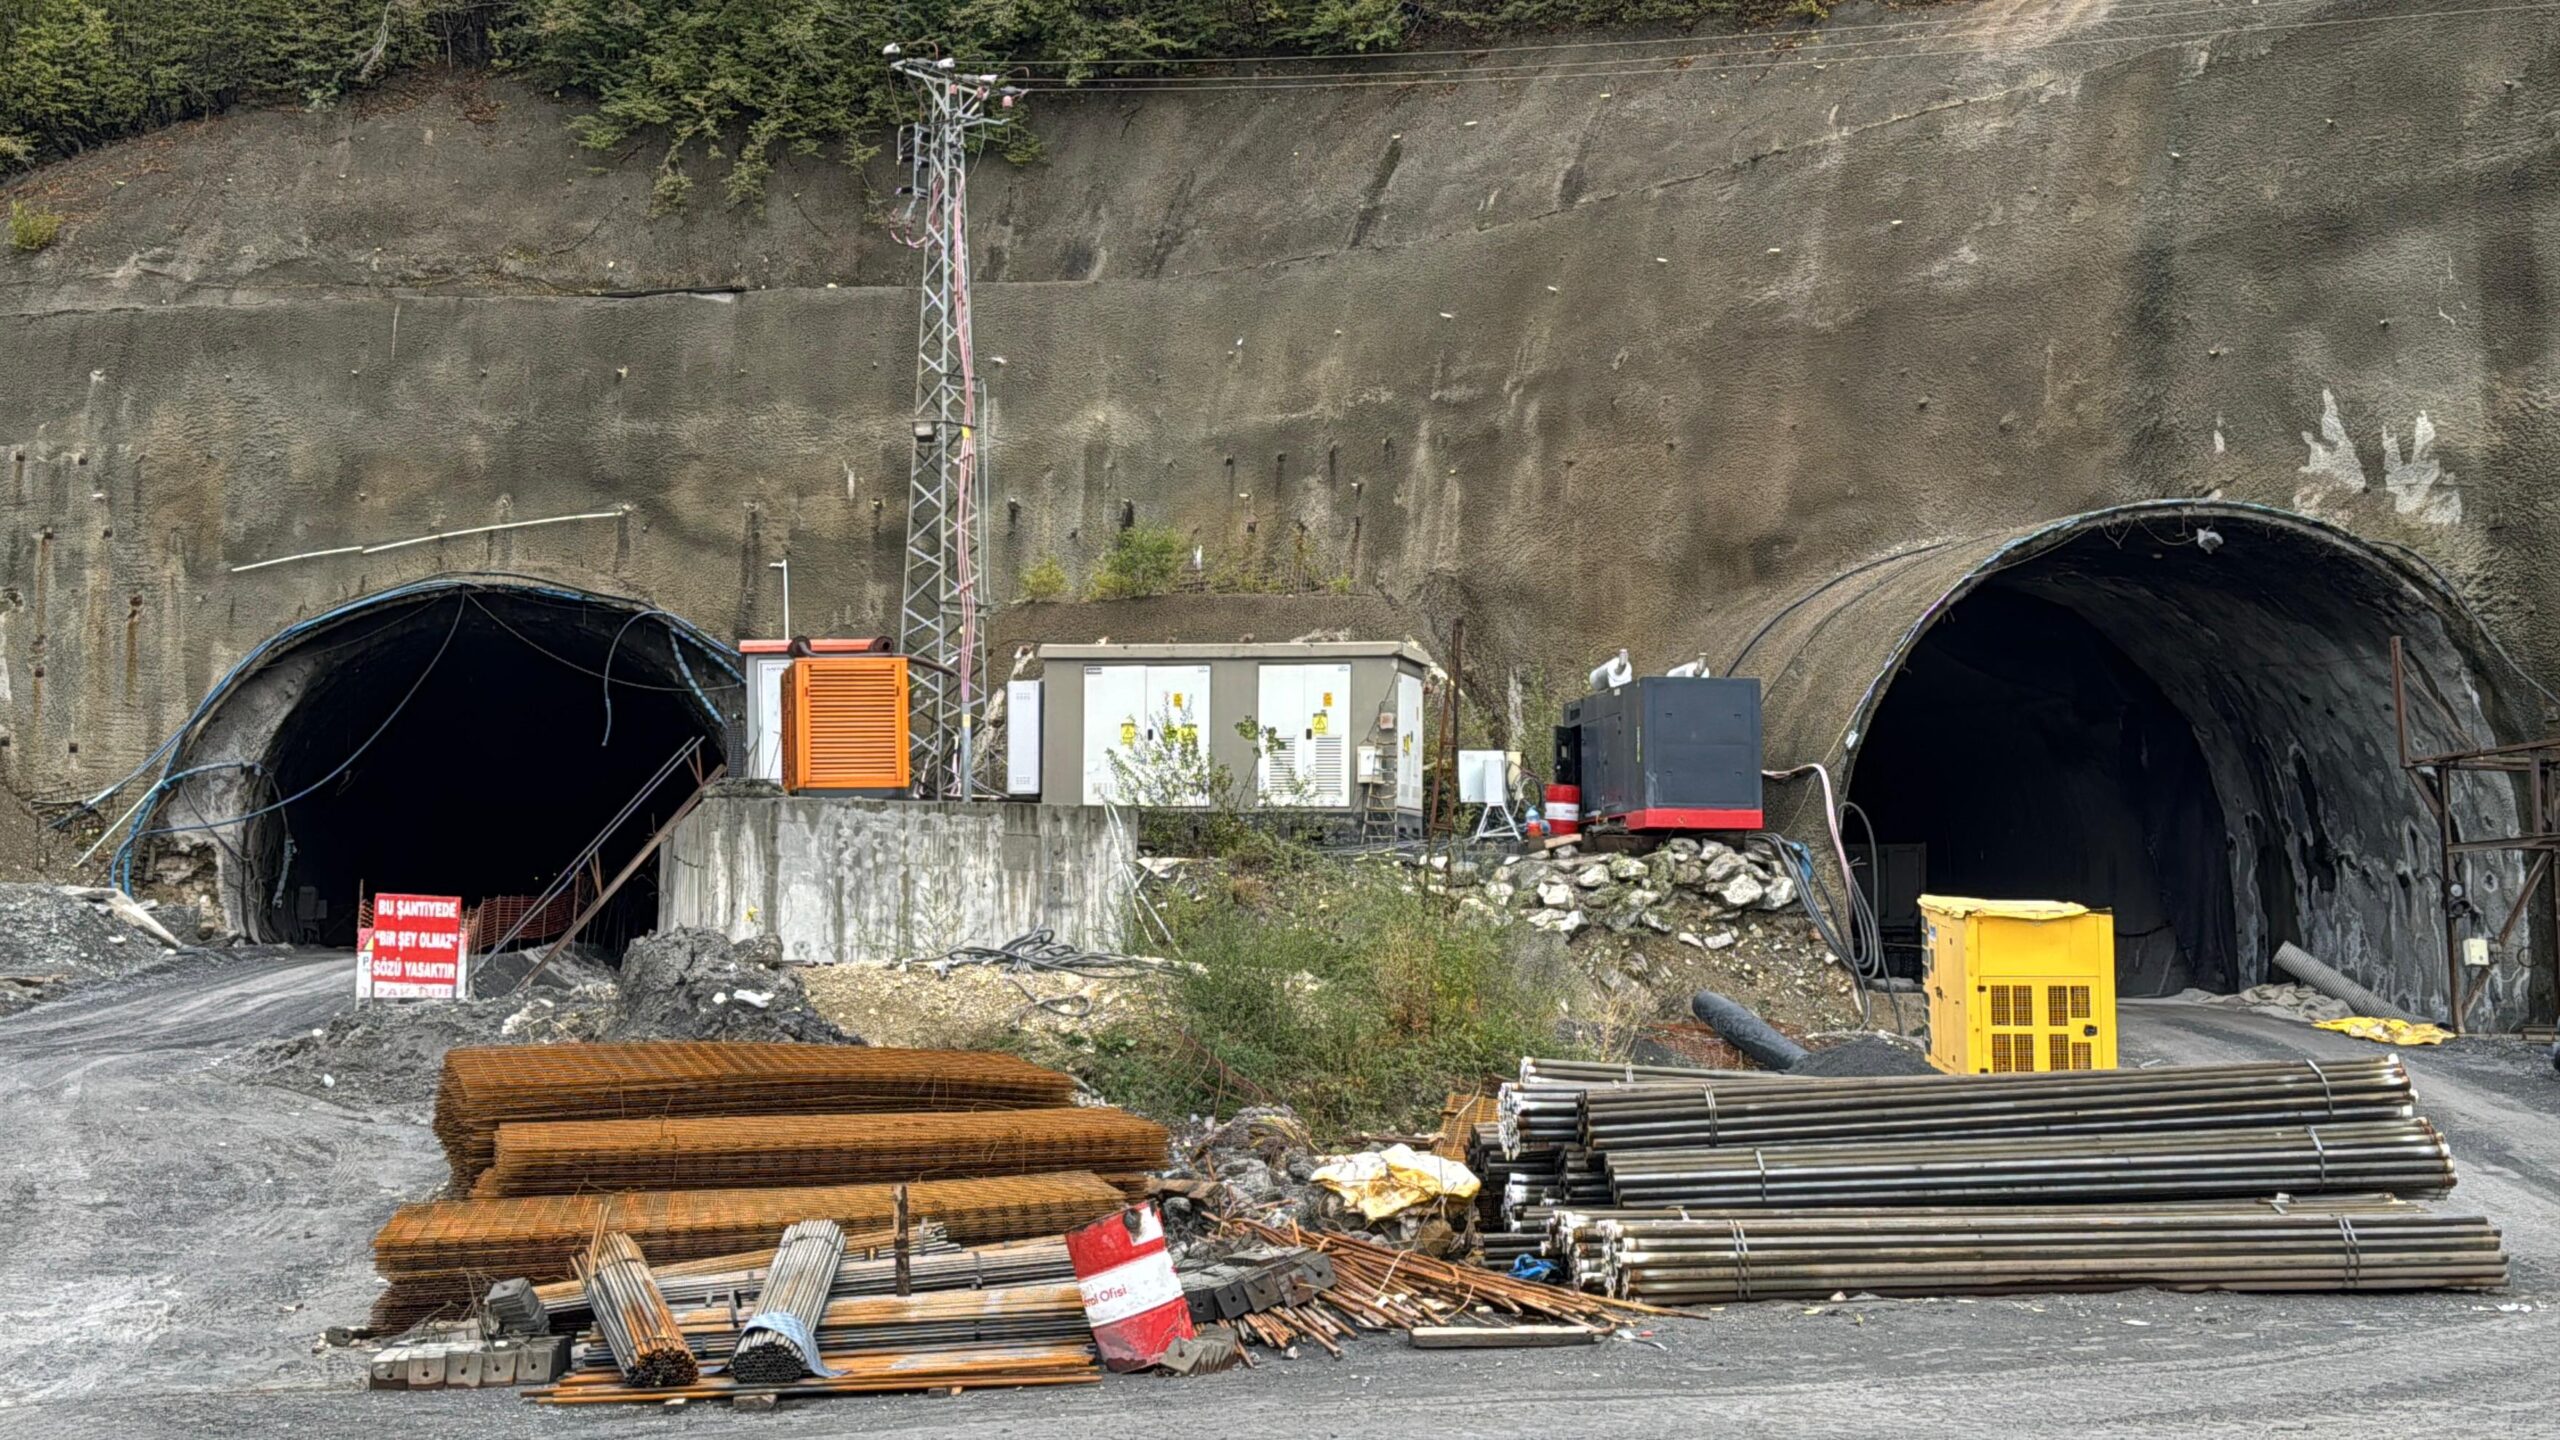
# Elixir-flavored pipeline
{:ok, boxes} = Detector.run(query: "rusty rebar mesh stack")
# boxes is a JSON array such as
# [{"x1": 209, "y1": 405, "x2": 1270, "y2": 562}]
[
  {"x1": 432, "y1": 1043, "x2": 1078, "y2": 1188},
  {"x1": 371, "y1": 1172, "x2": 1122, "y2": 1330},
  {"x1": 728, "y1": 1219, "x2": 846, "y2": 1385},
  {"x1": 577, "y1": 1232, "x2": 698, "y2": 1388},
  {"x1": 1559, "y1": 1198, "x2": 2508, "y2": 1301},
  {"x1": 473, "y1": 1107, "x2": 1169, "y2": 1197}
]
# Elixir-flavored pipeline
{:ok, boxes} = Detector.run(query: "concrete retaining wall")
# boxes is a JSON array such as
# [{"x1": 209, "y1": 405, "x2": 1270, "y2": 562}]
[{"x1": 658, "y1": 790, "x2": 1133, "y2": 965}]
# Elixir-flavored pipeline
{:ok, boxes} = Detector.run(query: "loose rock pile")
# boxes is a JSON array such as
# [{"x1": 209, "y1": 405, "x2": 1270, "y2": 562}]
[
  {"x1": 239, "y1": 929, "x2": 855, "y2": 1108},
  {"x1": 1428, "y1": 838, "x2": 1801, "y2": 943},
  {"x1": 0, "y1": 883, "x2": 195, "y2": 1014}
]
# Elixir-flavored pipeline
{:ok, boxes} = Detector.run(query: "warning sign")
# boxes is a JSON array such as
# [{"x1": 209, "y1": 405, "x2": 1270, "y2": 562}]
[{"x1": 358, "y1": 893, "x2": 467, "y2": 1000}]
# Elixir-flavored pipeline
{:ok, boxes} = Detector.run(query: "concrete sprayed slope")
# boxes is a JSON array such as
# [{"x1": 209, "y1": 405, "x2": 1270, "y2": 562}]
[{"x1": 1, "y1": 3, "x2": 2554, "y2": 796}]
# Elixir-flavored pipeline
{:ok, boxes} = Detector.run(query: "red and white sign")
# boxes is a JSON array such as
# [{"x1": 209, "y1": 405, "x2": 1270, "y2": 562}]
[
  {"x1": 1065, "y1": 1204, "x2": 1192, "y2": 1371},
  {"x1": 358, "y1": 893, "x2": 468, "y2": 1001}
]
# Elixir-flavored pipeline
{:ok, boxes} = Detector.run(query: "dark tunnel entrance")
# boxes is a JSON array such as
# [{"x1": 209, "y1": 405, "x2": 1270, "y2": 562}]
[
  {"x1": 1850, "y1": 587, "x2": 2236, "y2": 995},
  {"x1": 216, "y1": 585, "x2": 731, "y2": 951},
  {"x1": 1839, "y1": 511, "x2": 2528, "y2": 1017}
]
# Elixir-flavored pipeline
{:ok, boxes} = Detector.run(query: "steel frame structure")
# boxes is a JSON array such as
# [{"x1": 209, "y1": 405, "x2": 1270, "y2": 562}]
[
  {"x1": 2392, "y1": 635, "x2": 2560, "y2": 1031},
  {"x1": 890, "y1": 58, "x2": 1013, "y2": 798}
]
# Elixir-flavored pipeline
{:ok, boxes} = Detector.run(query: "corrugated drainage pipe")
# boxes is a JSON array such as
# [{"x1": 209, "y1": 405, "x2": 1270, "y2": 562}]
[{"x1": 1689, "y1": 989, "x2": 1810, "y2": 1072}]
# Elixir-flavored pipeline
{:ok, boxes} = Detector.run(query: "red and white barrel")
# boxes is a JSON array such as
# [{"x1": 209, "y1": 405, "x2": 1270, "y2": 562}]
[
  {"x1": 1066, "y1": 1204, "x2": 1193, "y2": 1371},
  {"x1": 1545, "y1": 783, "x2": 1581, "y2": 839}
]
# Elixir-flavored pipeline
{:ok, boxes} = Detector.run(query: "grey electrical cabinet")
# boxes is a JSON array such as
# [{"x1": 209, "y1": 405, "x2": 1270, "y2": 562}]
[{"x1": 1034, "y1": 642, "x2": 1431, "y2": 833}]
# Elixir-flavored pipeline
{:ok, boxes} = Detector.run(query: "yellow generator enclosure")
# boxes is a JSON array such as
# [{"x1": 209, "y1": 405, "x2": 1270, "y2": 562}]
[{"x1": 1921, "y1": 895, "x2": 2117, "y2": 1075}]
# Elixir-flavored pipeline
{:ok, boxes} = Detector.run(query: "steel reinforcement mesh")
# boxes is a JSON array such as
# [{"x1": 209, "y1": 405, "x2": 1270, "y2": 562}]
[
  {"x1": 473, "y1": 1107, "x2": 1170, "y2": 1196},
  {"x1": 369, "y1": 1170, "x2": 1123, "y2": 1330},
  {"x1": 431, "y1": 1043, "x2": 1079, "y2": 1187}
]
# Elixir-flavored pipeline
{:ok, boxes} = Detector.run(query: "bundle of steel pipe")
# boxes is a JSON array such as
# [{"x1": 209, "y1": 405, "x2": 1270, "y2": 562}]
[
  {"x1": 1602, "y1": 1120, "x2": 2456, "y2": 1209},
  {"x1": 572, "y1": 1283, "x2": 1091, "y2": 1372},
  {"x1": 371, "y1": 1172, "x2": 1122, "y2": 1330},
  {"x1": 577, "y1": 1232, "x2": 698, "y2": 1387},
  {"x1": 728, "y1": 1220, "x2": 846, "y2": 1385},
  {"x1": 1578, "y1": 1059, "x2": 2417, "y2": 1153},
  {"x1": 1519, "y1": 1057, "x2": 1781, "y2": 1085},
  {"x1": 473, "y1": 1107, "x2": 1168, "y2": 1197},
  {"x1": 433, "y1": 1043, "x2": 1078, "y2": 1187},
  {"x1": 1500, "y1": 1071, "x2": 1806, "y2": 1154},
  {"x1": 1574, "y1": 1200, "x2": 2506, "y2": 1302}
]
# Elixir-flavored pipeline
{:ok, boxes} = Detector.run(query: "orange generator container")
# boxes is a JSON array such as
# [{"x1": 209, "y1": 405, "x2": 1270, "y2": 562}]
[{"x1": 781, "y1": 655, "x2": 912, "y2": 794}]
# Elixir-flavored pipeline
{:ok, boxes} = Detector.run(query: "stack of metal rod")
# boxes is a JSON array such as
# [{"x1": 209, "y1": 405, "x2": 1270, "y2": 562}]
[
  {"x1": 1563, "y1": 1197, "x2": 2507, "y2": 1301},
  {"x1": 572, "y1": 1284, "x2": 1092, "y2": 1373},
  {"x1": 1472, "y1": 1055, "x2": 2506, "y2": 1301},
  {"x1": 728, "y1": 1219, "x2": 846, "y2": 1384},
  {"x1": 532, "y1": 1231, "x2": 1081, "y2": 1326},
  {"x1": 577, "y1": 1232, "x2": 698, "y2": 1388},
  {"x1": 1578, "y1": 1058, "x2": 2418, "y2": 1153},
  {"x1": 1602, "y1": 1120, "x2": 2456, "y2": 1208}
]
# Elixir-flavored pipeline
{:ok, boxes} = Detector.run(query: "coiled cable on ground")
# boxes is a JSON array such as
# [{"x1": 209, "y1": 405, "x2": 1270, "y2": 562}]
[{"x1": 916, "y1": 928, "x2": 1172, "y2": 1021}]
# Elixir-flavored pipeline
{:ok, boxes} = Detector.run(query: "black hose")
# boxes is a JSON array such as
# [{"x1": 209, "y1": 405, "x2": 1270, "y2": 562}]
[{"x1": 1689, "y1": 988, "x2": 1811, "y2": 1071}]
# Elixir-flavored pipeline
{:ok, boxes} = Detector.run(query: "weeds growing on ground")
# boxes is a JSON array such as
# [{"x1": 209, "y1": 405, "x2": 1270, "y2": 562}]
[
  {"x1": 8, "y1": 199, "x2": 62, "y2": 252},
  {"x1": 1078, "y1": 850, "x2": 1570, "y2": 1135}
]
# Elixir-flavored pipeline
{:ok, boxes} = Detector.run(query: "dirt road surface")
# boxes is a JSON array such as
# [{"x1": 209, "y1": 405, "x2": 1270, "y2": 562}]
[{"x1": 1, "y1": 958, "x2": 2552, "y2": 1438}]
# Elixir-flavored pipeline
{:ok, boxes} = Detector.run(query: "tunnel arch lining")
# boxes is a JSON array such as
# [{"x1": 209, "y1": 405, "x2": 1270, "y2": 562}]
[
  {"x1": 1728, "y1": 501, "x2": 2541, "y2": 1027},
  {"x1": 130, "y1": 574, "x2": 743, "y2": 944}
]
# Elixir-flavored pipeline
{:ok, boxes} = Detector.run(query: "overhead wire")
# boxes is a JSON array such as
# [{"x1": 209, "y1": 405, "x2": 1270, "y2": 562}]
[
  {"x1": 466, "y1": 595, "x2": 739, "y2": 694},
  {"x1": 113, "y1": 597, "x2": 469, "y2": 888},
  {"x1": 997, "y1": 1, "x2": 2557, "y2": 91},
  {"x1": 61, "y1": 572, "x2": 745, "y2": 830}
]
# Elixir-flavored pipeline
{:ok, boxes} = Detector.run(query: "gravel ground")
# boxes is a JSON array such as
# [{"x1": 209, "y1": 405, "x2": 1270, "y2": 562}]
[{"x1": 0, "y1": 966, "x2": 2553, "y2": 1438}]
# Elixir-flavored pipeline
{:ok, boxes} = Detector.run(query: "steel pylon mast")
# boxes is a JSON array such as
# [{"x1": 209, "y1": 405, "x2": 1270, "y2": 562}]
[{"x1": 889, "y1": 53, "x2": 1016, "y2": 799}]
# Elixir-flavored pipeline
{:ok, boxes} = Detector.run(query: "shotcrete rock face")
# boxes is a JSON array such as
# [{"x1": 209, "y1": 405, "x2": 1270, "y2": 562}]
[{"x1": 1835, "y1": 511, "x2": 2531, "y2": 1025}]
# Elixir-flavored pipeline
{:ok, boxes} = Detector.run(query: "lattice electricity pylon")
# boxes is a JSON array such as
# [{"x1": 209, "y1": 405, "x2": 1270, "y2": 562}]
[{"x1": 888, "y1": 53, "x2": 1018, "y2": 798}]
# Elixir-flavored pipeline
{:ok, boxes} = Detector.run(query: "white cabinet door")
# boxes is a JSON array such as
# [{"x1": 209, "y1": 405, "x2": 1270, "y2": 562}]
[
  {"x1": 1143, "y1": 664, "x2": 1213, "y2": 808},
  {"x1": 1395, "y1": 671, "x2": 1425, "y2": 811},
  {"x1": 1300, "y1": 663, "x2": 1352, "y2": 808},
  {"x1": 746, "y1": 656, "x2": 792, "y2": 783},
  {"x1": 1255, "y1": 664, "x2": 1302, "y2": 802},
  {"x1": 1006, "y1": 679, "x2": 1042, "y2": 797},
  {"x1": 1256, "y1": 663, "x2": 1350, "y2": 807},
  {"x1": 1081, "y1": 665, "x2": 1147, "y2": 805}
]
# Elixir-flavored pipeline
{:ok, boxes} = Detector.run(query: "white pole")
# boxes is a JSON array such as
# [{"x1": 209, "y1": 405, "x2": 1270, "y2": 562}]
[{"x1": 769, "y1": 560, "x2": 792, "y2": 636}]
